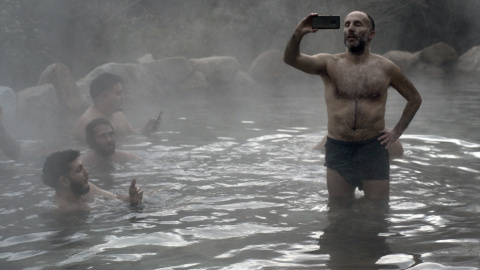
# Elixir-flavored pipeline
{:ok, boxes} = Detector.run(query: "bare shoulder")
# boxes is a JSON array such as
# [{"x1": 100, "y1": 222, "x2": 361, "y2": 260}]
[
  {"x1": 372, "y1": 54, "x2": 402, "y2": 73},
  {"x1": 113, "y1": 150, "x2": 140, "y2": 163},
  {"x1": 74, "y1": 106, "x2": 100, "y2": 136}
]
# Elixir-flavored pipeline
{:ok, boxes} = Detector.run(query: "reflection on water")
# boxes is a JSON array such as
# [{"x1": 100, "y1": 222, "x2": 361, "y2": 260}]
[{"x1": 0, "y1": 77, "x2": 479, "y2": 269}]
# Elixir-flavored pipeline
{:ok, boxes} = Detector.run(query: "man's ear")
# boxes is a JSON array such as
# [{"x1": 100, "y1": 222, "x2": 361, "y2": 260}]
[
  {"x1": 59, "y1": 176, "x2": 71, "y2": 188},
  {"x1": 368, "y1": 30, "x2": 375, "y2": 40}
]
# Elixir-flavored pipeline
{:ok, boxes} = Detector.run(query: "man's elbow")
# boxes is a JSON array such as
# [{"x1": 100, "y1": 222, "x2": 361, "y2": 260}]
[
  {"x1": 415, "y1": 94, "x2": 422, "y2": 108},
  {"x1": 283, "y1": 55, "x2": 292, "y2": 66}
]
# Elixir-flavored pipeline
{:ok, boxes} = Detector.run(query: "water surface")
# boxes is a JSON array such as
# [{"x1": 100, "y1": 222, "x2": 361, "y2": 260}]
[{"x1": 0, "y1": 76, "x2": 479, "y2": 269}]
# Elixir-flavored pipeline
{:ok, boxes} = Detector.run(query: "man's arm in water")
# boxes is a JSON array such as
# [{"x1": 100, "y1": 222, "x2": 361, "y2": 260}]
[{"x1": 91, "y1": 179, "x2": 143, "y2": 205}]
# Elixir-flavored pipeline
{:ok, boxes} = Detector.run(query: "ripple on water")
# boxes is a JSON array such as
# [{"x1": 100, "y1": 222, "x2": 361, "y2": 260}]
[{"x1": 174, "y1": 223, "x2": 295, "y2": 240}]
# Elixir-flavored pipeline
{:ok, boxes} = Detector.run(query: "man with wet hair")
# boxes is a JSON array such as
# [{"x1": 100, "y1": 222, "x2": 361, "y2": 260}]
[
  {"x1": 284, "y1": 11, "x2": 422, "y2": 200},
  {"x1": 82, "y1": 118, "x2": 139, "y2": 166},
  {"x1": 73, "y1": 72, "x2": 161, "y2": 142},
  {"x1": 42, "y1": 149, "x2": 143, "y2": 210}
]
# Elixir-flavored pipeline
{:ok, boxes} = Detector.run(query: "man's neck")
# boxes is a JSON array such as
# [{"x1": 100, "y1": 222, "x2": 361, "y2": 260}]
[
  {"x1": 346, "y1": 48, "x2": 370, "y2": 63},
  {"x1": 55, "y1": 189, "x2": 82, "y2": 204},
  {"x1": 93, "y1": 103, "x2": 115, "y2": 117}
]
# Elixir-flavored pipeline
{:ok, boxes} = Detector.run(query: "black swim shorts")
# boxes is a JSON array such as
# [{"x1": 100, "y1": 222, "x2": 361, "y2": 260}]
[{"x1": 324, "y1": 135, "x2": 390, "y2": 190}]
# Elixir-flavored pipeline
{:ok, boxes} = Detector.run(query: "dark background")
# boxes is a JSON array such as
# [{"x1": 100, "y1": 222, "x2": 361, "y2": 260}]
[{"x1": 1, "y1": 0, "x2": 479, "y2": 91}]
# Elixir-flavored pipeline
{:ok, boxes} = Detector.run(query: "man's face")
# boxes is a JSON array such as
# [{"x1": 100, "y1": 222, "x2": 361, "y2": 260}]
[
  {"x1": 66, "y1": 158, "x2": 90, "y2": 196},
  {"x1": 91, "y1": 124, "x2": 116, "y2": 157},
  {"x1": 105, "y1": 83, "x2": 124, "y2": 112},
  {"x1": 343, "y1": 12, "x2": 372, "y2": 54}
]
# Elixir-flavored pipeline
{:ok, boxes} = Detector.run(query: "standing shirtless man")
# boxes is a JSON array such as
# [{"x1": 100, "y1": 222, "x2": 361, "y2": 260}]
[{"x1": 284, "y1": 11, "x2": 422, "y2": 200}]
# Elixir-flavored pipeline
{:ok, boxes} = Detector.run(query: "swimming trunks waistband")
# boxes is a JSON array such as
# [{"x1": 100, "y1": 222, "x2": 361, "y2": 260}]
[{"x1": 326, "y1": 135, "x2": 382, "y2": 146}]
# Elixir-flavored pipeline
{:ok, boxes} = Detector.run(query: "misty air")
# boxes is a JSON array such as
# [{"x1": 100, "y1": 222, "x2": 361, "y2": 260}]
[{"x1": 0, "y1": 1, "x2": 479, "y2": 269}]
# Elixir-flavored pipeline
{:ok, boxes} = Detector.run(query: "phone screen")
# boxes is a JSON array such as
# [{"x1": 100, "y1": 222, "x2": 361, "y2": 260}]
[{"x1": 312, "y1": 16, "x2": 340, "y2": 29}]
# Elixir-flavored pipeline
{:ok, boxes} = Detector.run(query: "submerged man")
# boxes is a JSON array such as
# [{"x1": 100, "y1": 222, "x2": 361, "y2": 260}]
[
  {"x1": 42, "y1": 149, "x2": 143, "y2": 210},
  {"x1": 82, "y1": 118, "x2": 139, "y2": 166},
  {"x1": 284, "y1": 11, "x2": 421, "y2": 200},
  {"x1": 73, "y1": 72, "x2": 161, "y2": 143}
]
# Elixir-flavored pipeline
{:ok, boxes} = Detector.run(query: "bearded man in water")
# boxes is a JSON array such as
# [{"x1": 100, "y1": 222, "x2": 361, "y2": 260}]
[
  {"x1": 42, "y1": 149, "x2": 143, "y2": 210},
  {"x1": 284, "y1": 11, "x2": 422, "y2": 200}
]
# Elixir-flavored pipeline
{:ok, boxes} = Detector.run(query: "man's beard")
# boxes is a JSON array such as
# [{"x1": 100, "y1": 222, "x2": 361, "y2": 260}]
[
  {"x1": 346, "y1": 38, "x2": 366, "y2": 55},
  {"x1": 95, "y1": 143, "x2": 115, "y2": 158},
  {"x1": 71, "y1": 181, "x2": 90, "y2": 196}
]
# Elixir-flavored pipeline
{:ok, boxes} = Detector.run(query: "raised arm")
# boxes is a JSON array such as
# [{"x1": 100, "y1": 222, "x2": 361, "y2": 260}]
[
  {"x1": 283, "y1": 13, "x2": 328, "y2": 75},
  {"x1": 379, "y1": 64, "x2": 422, "y2": 148}
]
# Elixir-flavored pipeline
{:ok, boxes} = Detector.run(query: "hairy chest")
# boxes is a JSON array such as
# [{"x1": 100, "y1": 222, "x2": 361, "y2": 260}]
[{"x1": 329, "y1": 62, "x2": 390, "y2": 100}]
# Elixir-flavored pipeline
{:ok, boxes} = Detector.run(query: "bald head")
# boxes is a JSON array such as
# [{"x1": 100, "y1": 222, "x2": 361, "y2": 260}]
[{"x1": 346, "y1": 11, "x2": 375, "y2": 31}]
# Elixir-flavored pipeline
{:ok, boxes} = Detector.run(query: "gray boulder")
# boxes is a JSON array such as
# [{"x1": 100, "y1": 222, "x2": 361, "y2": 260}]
[
  {"x1": 16, "y1": 84, "x2": 62, "y2": 129},
  {"x1": 455, "y1": 46, "x2": 480, "y2": 73},
  {"x1": 38, "y1": 63, "x2": 86, "y2": 113},
  {"x1": 143, "y1": 56, "x2": 194, "y2": 84},
  {"x1": 247, "y1": 49, "x2": 303, "y2": 85},
  {"x1": 412, "y1": 62, "x2": 446, "y2": 78},
  {"x1": 176, "y1": 71, "x2": 209, "y2": 93},
  {"x1": 190, "y1": 56, "x2": 240, "y2": 86},
  {"x1": 419, "y1": 42, "x2": 458, "y2": 66},
  {"x1": 76, "y1": 62, "x2": 164, "y2": 109},
  {"x1": 137, "y1": 53, "x2": 155, "y2": 64},
  {"x1": 383, "y1": 50, "x2": 419, "y2": 72},
  {"x1": 0, "y1": 86, "x2": 17, "y2": 126}
]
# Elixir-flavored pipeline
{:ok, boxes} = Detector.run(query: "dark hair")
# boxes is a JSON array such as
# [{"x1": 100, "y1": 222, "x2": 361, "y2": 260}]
[
  {"x1": 89, "y1": 72, "x2": 123, "y2": 100},
  {"x1": 366, "y1": 13, "x2": 375, "y2": 31},
  {"x1": 42, "y1": 149, "x2": 80, "y2": 189},
  {"x1": 85, "y1": 118, "x2": 114, "y2": 148}
]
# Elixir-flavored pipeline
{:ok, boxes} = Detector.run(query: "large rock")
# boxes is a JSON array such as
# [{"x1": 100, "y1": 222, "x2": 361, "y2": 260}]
[
  {"x1": 38, "y1": 63, "x2": 86, "y2": 113},
  {"x1": 247, "y1": 49, "x2": 302, "y2": 85},
  {"x1": 190, "y1": 56, "x2": 240, "y2": 86},
  {"x1": 143, "y1": 56, "x2": 194, "y2": 84},
  {"x1": 0, "y1": 86, "x2": 16, "y2": 127},
  {"x1": 419, "y1": 42, "x2": 458, "y2": 66},
  {"x1": 76, "y1": 63, "x2": 164, "y2": 109},
  {"x1": 412, "y1": 62, "x2": 446, "y2": 78},
  {"x1": 176, "y1": 71, "x2": 209, "y2": 93},
  {"x1": 455, "y1": 46, "x2": 480, "y2": 73},
  {"x1": 383, "y1": 50, "x2": 419, "y2": 72},
  {"x1": 16, "y1": 84, "x2": 62, "y2": 130},
  {"x1": 137, "y1": 53, "x2": 155, "y2": 64}
]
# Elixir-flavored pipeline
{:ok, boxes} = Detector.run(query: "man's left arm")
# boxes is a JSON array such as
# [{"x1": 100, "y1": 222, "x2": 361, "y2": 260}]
[
  {"x1": 379, "y1": 65, "x2": 422, "y2": 148},
  {"x1": 90, "y1": 180, "x2": 143, "y2": 205}
]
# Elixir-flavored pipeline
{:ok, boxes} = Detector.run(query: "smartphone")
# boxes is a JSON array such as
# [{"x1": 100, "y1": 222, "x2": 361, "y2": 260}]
[{"x1": 312, "y1": 16, "x2": 340, "y2": 29}]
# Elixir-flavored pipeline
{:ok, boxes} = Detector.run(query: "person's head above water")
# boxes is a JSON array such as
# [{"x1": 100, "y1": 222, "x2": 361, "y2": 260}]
[
  {"x1": 343, "y1": 11, "x2": 376, "y2": 55},
  {"x1": 89, "y1": 72, "x2": 123, "y2": 100},
  {"x1": 42, "y1": 149, "x2": 90, "y2": 196},
  {"x1": 85, "y1": 118, "x2": 116, "y2": 157}
]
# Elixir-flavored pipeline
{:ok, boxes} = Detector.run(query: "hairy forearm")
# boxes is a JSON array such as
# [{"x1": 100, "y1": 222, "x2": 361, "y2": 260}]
[
  {"x1": 283, "y1": 33, "x2": 304, "y2": 66},
  {"x1": 393, "y1": 95, "x2": 422, "y2": 135}
]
